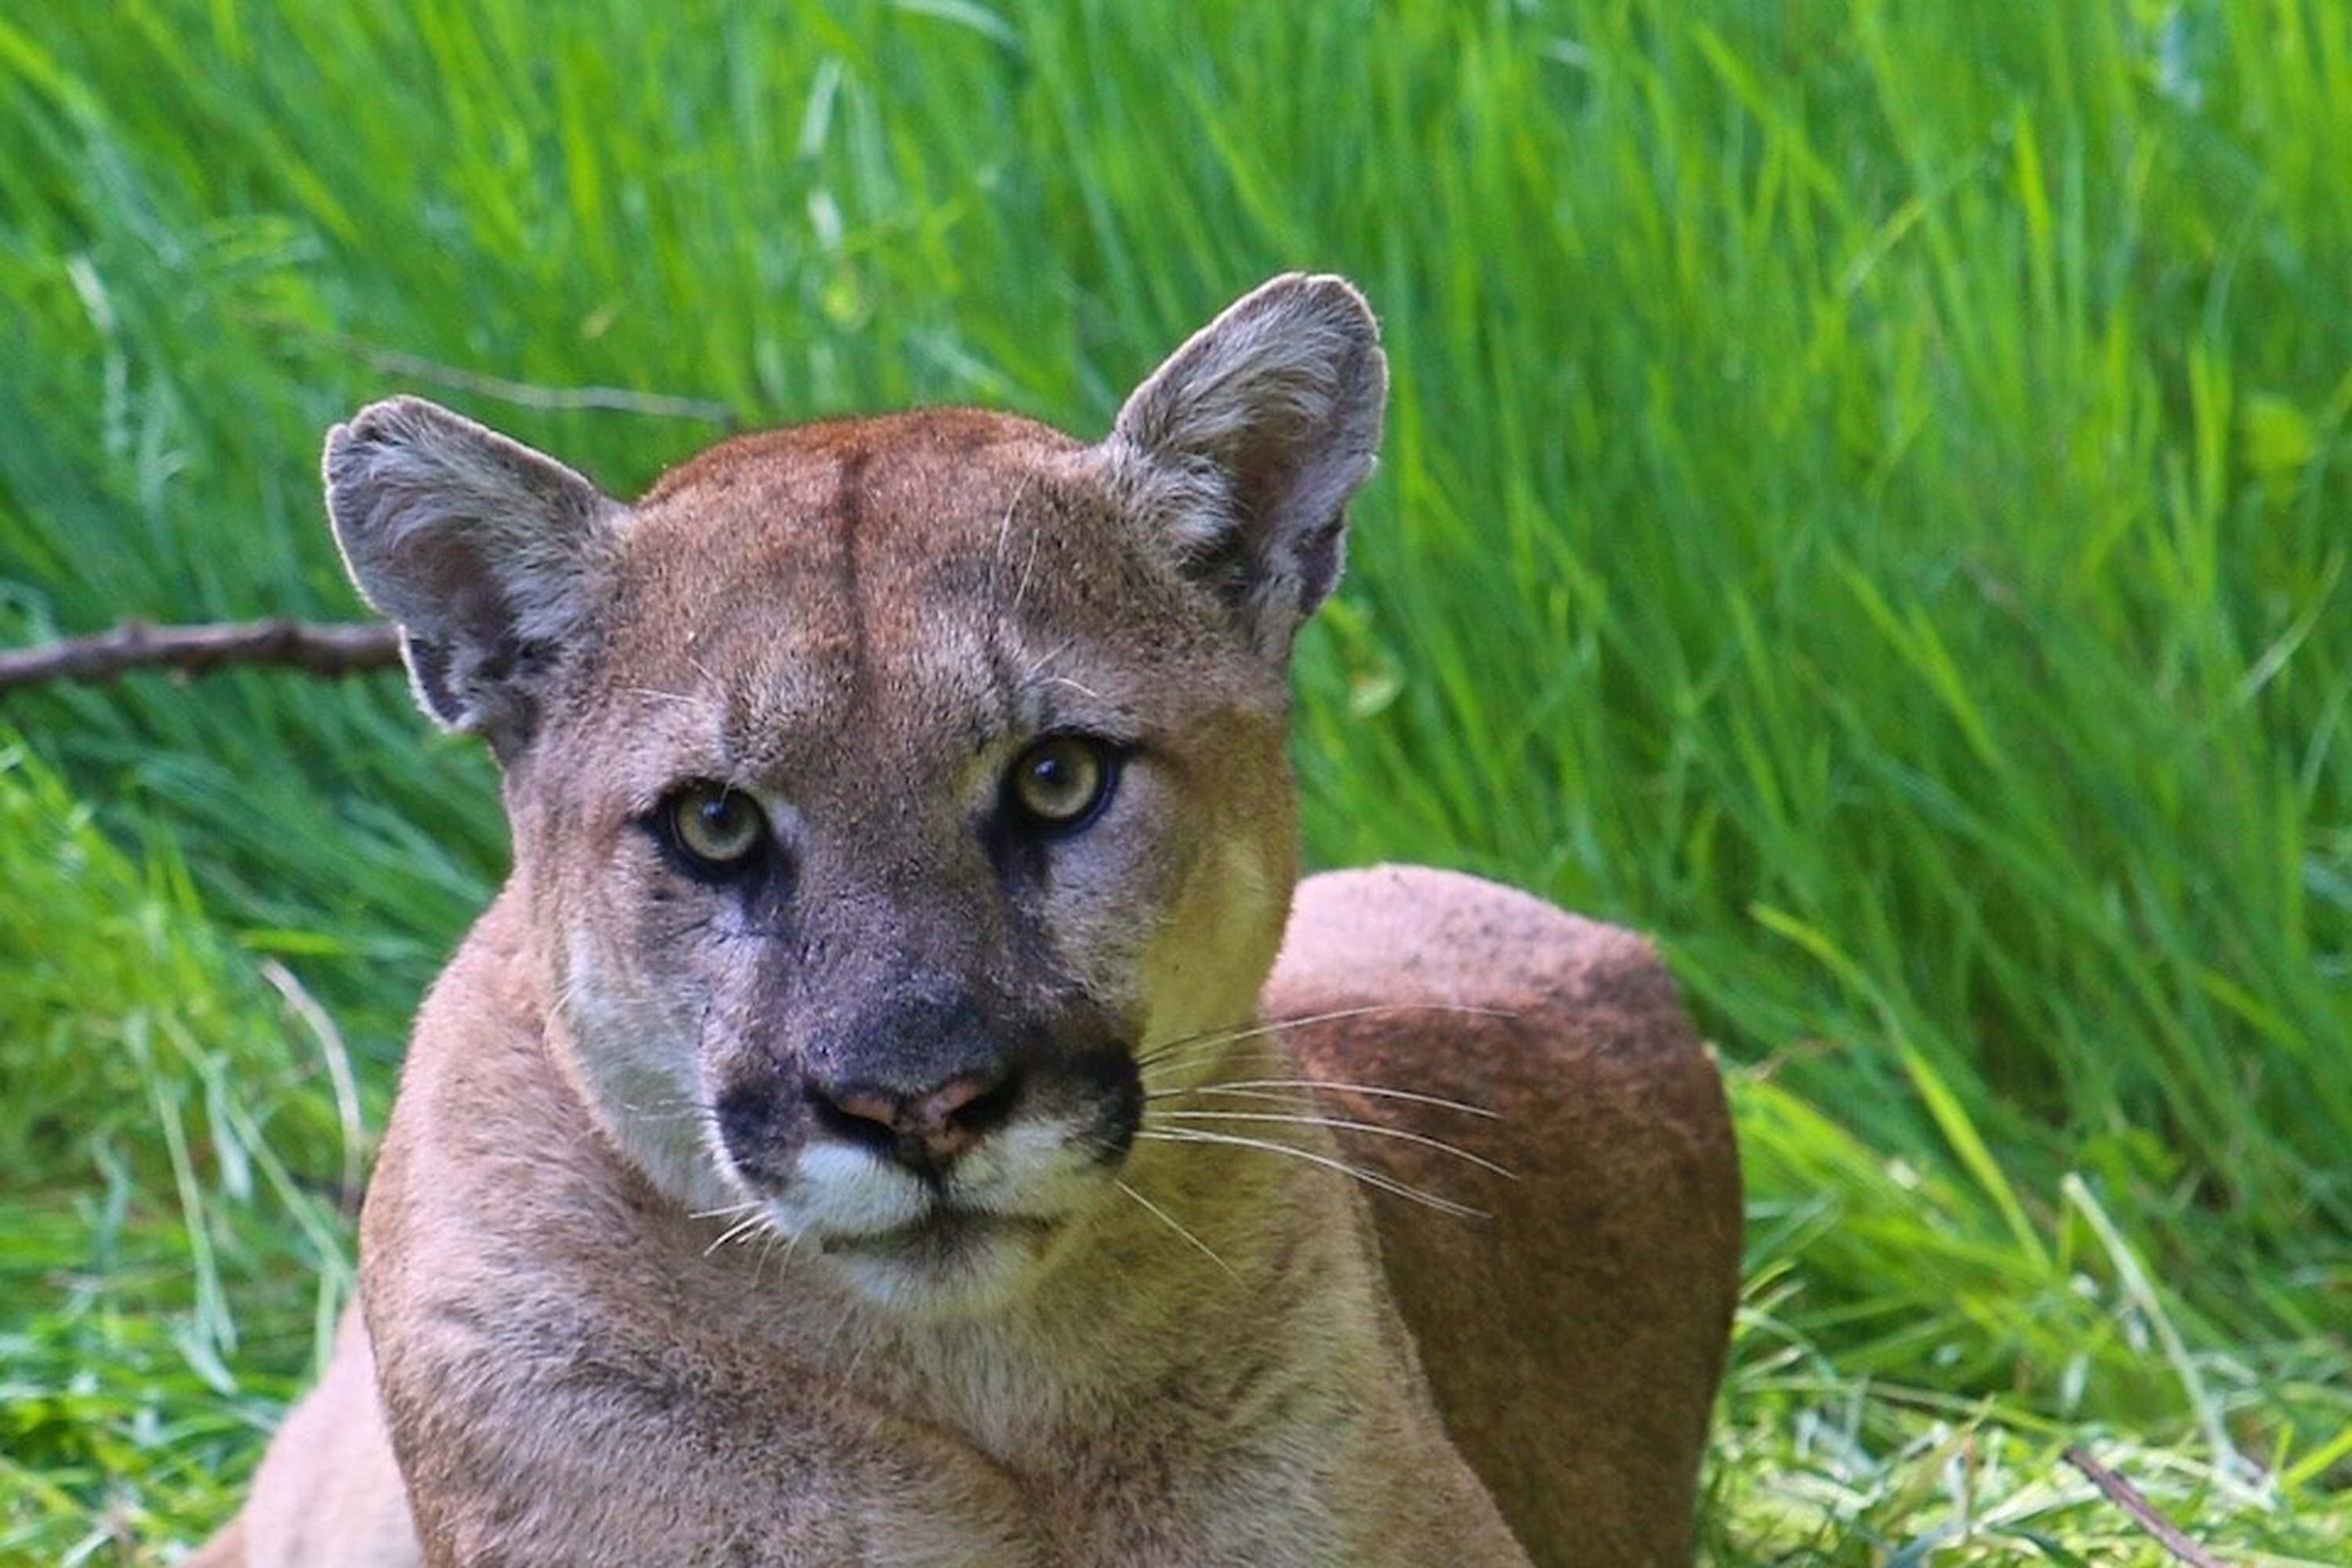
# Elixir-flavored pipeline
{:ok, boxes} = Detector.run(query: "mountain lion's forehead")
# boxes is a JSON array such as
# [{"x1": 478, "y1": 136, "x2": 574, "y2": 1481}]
[
  {"x1": 633, "y1": 407, "x2": 1084, "y2": 532},
  {"x1": 604, "y1": 406, "x2": 1199, "y2": 665},
  {"x1": 610, "y1": 409, "x2": 1119, "y2": 619},
  {"x1": 576, "y1": 405, "x2": 1249, "y2": 789}
]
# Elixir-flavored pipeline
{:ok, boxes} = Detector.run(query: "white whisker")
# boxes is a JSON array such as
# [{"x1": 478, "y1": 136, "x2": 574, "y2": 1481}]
[
  {"x1": 1156, "y1": 1079, "x2": 1501, "y2": 1120},
  {"x1": 1156, "y1": 1109, "x2": 1517, "y2": 1178},
  {"x1": 1138, "y1": 1127, "x2": 1485, "y2": 1219},
  {"x1": 1135, "y1": 1047, "x2": 1280, "y2": 1091},
  {"x1": 705, "y1": 1210, "x2": 772, "y2": 1257},
  {"x1": 1114, "y1": 1179, "x2": 1240, "y2": 1281},
  {"x1": 1136, "y1": 1037, "x2": 1244, "y2": 1073},
  {"x1": 1137, "y1": 1003, "x2": 1515, "y2": 1071}
]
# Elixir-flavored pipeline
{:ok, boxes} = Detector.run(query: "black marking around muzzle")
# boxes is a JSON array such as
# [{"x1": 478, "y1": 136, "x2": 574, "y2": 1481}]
[{"x1": 711, "y1": 974, "x2": 1144, "y2": 1188}]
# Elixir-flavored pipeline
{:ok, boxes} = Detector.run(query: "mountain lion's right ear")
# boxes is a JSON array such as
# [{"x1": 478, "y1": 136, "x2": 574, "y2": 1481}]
[
  {"x1": 1104, "y1": 274, "x2": 1386, "y2": 661},
  {"x1": 324, "y1": 396, "x2": 621, "y2": 759}
]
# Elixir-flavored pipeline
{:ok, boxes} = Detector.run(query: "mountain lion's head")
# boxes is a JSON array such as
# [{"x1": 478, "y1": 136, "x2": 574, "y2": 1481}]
[{"x1": 325, "y1": 276, "x2": 1385, "y2": 1313}]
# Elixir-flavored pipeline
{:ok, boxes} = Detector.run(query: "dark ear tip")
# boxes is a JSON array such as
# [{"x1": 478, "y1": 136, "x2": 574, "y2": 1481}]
[
  {"x1": 1243, "y1": 272, "x2": 1380, "y2": 347},
  {"x1": 333, "y1": 394, "x2": 460, "y2": 449},
  {"x1": 323, "y1": 396, "x2": 479, "y2": 491}
]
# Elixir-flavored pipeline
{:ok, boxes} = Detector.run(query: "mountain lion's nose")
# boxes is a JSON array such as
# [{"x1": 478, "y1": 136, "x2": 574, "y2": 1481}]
[{"x1": 806, "y1": 1065, "x2": 1022, "y2": 1172}]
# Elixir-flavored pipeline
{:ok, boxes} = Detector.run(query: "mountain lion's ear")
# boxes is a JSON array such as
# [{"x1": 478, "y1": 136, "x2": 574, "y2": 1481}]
[
  {"x1": 1106, "y1": 273, "x2": 1387, "y2": 658},
  {"x1": 324, "y1": 396, "x2": 621, "y2": 759}
]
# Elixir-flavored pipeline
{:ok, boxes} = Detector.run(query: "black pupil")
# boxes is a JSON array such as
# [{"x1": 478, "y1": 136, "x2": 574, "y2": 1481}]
[
  {"x1": 688, "y1": 791, "x2": 753, "y2": 858},
  {"x1": 1027, "y1": 743, "x2": 1095, "y2": 818}
]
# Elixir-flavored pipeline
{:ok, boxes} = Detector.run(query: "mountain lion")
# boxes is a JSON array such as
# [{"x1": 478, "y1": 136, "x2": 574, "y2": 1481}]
[{"x1": 191, "y1": 275, "x2": 1740, "y2": 1566}]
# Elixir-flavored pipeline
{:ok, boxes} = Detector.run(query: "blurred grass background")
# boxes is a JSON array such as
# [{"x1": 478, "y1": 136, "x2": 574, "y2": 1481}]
[{"x1": 1, "y1": 0, "x2": 2345, "y2": 1560}]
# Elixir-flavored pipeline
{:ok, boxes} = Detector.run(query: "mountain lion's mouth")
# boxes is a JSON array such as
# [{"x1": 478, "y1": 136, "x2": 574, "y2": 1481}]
[
  {"x1": 817, "y1": 1207, "x2": 1064, "y2": 1312},
  {"x1": 824, "y1": 1206, "x2": 1056, "y2": 1257}
]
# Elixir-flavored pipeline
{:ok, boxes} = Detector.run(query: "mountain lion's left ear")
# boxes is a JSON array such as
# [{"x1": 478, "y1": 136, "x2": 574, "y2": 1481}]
[{"x1": 1105, "y1": 274, "x2": 1387, "y2": 658}]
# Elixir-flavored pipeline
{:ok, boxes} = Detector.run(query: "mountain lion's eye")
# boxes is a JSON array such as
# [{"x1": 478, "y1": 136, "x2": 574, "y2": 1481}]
[
  {"x1": 666, "y1": 783, "x2": 768, "y2": 872},
  {"x1": 1006, "y1": 736, "x2": 1117, "y2": 831}
]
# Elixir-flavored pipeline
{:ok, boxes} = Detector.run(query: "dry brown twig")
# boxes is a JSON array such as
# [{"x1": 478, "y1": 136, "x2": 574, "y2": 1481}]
[
  {"x1": 2063, "y1": 1445, "x2": 2232, "y2": 1568},
  {"x1": 0, "y1": 619, "x2": 400, "y2": 693}
]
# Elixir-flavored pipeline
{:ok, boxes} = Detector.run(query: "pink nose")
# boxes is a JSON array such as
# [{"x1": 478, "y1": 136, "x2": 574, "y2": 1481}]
[{"x1": 815, "y1": 1069, "x2": 1012, "y2": 1167}]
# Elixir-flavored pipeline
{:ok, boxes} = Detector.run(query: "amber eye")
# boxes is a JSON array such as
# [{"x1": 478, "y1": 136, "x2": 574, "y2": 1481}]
[
  {"x1": 1007, "y1": 736, "x2": 1116, "y2": 831},
  {"x1": 666, "y1": 783, "x2": 768, "y2": 871}
]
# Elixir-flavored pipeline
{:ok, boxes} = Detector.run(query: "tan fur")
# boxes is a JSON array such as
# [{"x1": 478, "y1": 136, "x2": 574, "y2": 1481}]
[{"x1": 188, "y1": 277, "x2": 1738, "y2": 1566}]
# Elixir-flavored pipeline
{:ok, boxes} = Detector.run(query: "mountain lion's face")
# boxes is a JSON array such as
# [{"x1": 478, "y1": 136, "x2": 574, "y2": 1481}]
[
  {"x1": 514, "y1": 413, "x2": 1298, "y2": 1312},
  {"x1": 325, "y1": 277, "x2": 1384, "y2": 1312}
]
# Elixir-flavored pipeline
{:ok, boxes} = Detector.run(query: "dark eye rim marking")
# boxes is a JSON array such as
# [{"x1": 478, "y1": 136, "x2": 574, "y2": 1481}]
[
  {"x1": 653, "y1": 781, "x2": 771, "y2": 880},
  {"x1": 1004, "y1": 733, "x2": 1125, "y2": 836}
]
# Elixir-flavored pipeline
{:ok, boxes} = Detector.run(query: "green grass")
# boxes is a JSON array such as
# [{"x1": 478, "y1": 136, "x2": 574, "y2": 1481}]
[{"x1": 1, "y1": 0, "x2": 2345, "y2": 1560}]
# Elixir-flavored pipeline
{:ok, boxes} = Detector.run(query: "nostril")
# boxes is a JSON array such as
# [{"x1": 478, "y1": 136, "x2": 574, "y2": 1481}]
[
  {"x1": 803, "y1": 1065, "x2": 1023, "y2": 1169},
  {"x1": 927, "y1": 1066, "x2": 1021, "y2": 1142},
  {"x1": 907, "y1": 1066, "x2": 1021, "y2": 1166},
  {"x1": 831, "y1": 1087, "x2": 902, "y2": 1131},
  {"x1": 804, "y1": 1082, "x2": 902, "y2": 1152},
  {"x1": 917, "y1": 1075, "x2": 988, "y2": 1125}
]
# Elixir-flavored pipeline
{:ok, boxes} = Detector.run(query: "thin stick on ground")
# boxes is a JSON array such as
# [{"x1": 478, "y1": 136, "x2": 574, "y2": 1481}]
[
  {"x1": 2063, "y1": 1446, "x2": 2231, "y2": 1568},
  {"x1": 0, "y1": 619, "x2": 400, "y2": 693}
]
